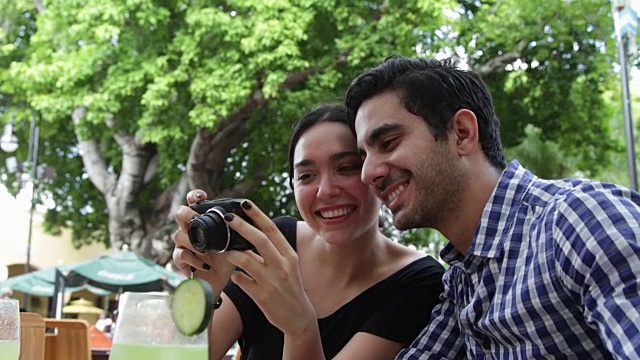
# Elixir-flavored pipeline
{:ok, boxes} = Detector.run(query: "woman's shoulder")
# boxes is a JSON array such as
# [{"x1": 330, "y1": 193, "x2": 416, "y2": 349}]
[
  {"x1": 376, "y1": 241, "x2": 445, "y2": 290},
  {"x1": 293, "y1": 220, "x2": 317, "y2": 245},
  {"x1": 388, "y1": 241, "x2": 444, "y2": 272},
  {"x1": 389, "y1": 254, "x2": 445, "y2": 282},
  {"x1": 270, "y1": 217, "x2": 325, "y2": 255}
]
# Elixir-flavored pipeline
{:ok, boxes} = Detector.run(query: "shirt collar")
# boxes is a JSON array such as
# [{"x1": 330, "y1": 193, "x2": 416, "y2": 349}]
[{"x1": 440, "y1": 160, "x2": 536, "y2": 270}]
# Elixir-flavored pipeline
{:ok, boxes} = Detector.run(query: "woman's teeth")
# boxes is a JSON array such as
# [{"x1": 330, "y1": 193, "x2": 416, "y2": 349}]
[{"x1": 320, "y1": 207, "x2": 353, "y2": 219}]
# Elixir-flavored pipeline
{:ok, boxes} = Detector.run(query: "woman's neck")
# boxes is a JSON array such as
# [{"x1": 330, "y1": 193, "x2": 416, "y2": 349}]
[{"x1": 310, "y1": 228, "x2": 391, "y2": 286}]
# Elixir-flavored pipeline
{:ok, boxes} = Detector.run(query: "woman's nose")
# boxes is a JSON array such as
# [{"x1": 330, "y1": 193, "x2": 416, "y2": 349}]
[{"x1": 316, "y1": 177, "x2": 341, "y2": 199}]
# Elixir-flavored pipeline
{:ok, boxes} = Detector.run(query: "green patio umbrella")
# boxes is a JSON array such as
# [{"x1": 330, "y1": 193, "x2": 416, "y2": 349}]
[
  {"x1": 68, "y1": 250, "x2": 186, "y2": 293},
  {"x1": 0, "y1": 267, "x2": 111, "y2": 297}
]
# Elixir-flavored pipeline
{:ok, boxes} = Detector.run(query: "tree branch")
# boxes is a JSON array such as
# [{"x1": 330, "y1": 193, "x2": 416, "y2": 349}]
[
  {"x1": 33, "y1": 0, "x2": 45, "y2": 13},
  {"x1": 72, "y1": 106, "x2": 113, "y2": 195},
  {"x1": 186, "y1": 61, "x2": 339, "y2": 195},
  {"x1": 474, "y1": 40, "x2": 528, "y2": 78},
  {"x1": 186, "y1": 127, "x2": 216, "y2": 194}
]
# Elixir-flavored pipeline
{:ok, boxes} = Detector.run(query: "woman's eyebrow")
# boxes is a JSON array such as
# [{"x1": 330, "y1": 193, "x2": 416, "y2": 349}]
[
  {"x1": 330, "y1": 150, "x2": 360, "y2": 162},
  {"x1": 294, "y1": 150, "x2": 359, "y2": 170},
  {"x1": 293, "y1": 159, "x2": 315, "y2": 170}
]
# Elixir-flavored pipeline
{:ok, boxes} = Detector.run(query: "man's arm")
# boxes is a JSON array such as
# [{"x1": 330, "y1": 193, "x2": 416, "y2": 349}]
[
  {"x1": 395, "y1": 270, "x2": 467, "y2": 360},
  {"x1": 555, "y1": 191, "x2": 640, "y2": 358}
]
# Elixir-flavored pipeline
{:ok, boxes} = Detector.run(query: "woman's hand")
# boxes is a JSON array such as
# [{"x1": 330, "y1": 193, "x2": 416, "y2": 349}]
[
  {"x1": 223, "y1": 200, "x2": 318, "y2": 338},
  {"x1": 172, "y1": 189, "x2": 235, "y2": 296}
]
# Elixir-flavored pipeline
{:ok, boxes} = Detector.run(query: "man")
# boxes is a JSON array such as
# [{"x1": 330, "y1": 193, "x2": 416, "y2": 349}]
[{"x1": 344, "y1": 56, "x2": 640, "y2": 359}]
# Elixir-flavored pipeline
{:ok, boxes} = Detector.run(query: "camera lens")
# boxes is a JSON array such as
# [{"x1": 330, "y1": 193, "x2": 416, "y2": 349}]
[{"x1": 188, "y1": 207, "x2": 230, "y2": 252}]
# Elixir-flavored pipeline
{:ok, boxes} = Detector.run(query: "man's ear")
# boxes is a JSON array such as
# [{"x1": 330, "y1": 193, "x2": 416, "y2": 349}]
[{"x1": 451, "y1": 109, "x2": 479, "y2": 156}]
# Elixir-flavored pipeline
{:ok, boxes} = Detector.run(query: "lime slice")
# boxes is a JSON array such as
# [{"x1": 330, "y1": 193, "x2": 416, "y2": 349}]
[{"x1": 171, "y1": 278, "x2": 214, "y2": 336}]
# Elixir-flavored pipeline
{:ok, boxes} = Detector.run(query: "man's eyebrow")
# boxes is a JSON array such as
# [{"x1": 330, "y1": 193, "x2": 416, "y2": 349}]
[{"x1": 365, "y1": 123, "x2": 402, "y2": 146}]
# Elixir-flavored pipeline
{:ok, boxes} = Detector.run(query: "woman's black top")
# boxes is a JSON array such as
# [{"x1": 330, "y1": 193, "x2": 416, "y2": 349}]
[{"x1": 224, "y1": 216, "x2": 445, "y2": 359}]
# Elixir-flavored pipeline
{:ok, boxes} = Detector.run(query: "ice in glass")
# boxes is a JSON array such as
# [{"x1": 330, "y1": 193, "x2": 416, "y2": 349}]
[
  {"x1": 109, "y1": 292, "x2": 207, "y2": 360},
  {"x1": 0, "y1": 299, "x2": 20, "y2": 360}
]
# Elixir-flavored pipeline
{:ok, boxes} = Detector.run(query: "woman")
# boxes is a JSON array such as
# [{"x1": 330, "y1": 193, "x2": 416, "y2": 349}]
[{"x1": 172, "y1": 104, "x2": 444, "y2": 359}]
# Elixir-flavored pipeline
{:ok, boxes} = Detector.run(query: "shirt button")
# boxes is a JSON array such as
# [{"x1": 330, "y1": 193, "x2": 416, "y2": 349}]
[{"x1": 482, "y1": 337, "x2": 491, "y2": 350}]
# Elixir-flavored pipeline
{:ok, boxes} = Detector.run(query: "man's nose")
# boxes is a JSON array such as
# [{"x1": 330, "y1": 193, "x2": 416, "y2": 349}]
[{"x1": 361, "y1": 155, "x2": 387, "y2": 187}]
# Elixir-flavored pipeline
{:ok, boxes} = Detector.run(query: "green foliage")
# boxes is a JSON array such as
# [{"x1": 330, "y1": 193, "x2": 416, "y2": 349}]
[
  {"x1": 0, "y1": 0, "x2": 632, "y2": 255},
  {"x1": 504, "y1": 124, "x2": 578, "y2": 179},
  {"x1": 456, "y1": 0, "x2": 621, "y2": 177},
  {"x1": 400, "y1": 228, "x2": 449, "y2": 260},
  {"x1": 376, "y1": 206, "x2": 447, "y2": 261},
  {"x1": 597, "y1": 72, "x2": 640, "y2": 188}
]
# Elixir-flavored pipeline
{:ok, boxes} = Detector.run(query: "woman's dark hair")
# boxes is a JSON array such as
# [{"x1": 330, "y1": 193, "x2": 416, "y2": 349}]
[
  {"x1": 344, "y1": 56, "x2": 506, "y2": 169},
  {"x1": 287, "y1": 104, "x2": 349, "y2": 188}
]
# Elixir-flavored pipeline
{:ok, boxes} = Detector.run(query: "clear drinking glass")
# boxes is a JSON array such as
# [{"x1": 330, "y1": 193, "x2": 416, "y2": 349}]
[
  {"x1": 0, "y1": 299, "x2": 20, "y2": 360},
  {"x1": 109, "y1": 292, "x2": 208, "y2": 360}
]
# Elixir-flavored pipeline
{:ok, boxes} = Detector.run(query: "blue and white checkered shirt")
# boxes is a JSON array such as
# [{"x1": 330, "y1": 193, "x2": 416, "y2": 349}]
[{"x1": 396, "y1": 160, "x2": 640, "y2": 359}]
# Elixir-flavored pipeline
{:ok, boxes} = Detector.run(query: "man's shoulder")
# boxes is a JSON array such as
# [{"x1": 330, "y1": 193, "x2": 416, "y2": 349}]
[
  {"x1": 547, "y1": 178, "x2": 640, "y2": 216},
  {"x1": 526, "y1": 176, "x2": 640, "y2": 213},
  {"x1": 532, "y1": 178, "x2": 640, "y2": 260}
]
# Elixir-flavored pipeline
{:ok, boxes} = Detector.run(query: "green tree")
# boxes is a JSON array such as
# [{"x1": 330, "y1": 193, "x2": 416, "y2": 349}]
[
  {"x1": 504, "y1": 124, "x2": 579, "y2": 179},
  {"x1": 0, "y1": 0, "x2": 627, "y2": 262},
  {"x1": 454, "y1": 0, "x2": 625, "y2": 175},
  {"x1": 599, "y1": 64, "x2": 640, "y2": 188}
]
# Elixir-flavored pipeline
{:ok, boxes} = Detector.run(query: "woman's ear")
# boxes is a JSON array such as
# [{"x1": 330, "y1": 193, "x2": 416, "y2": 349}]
[{"x1": 451, "y1": 109, "x2": 479, "y2": 156}]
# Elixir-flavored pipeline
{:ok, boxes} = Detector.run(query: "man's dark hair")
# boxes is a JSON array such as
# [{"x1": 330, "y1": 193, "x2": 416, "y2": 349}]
[{"x1": 344, "y1": 56, "x2": 506, "y2": 169}]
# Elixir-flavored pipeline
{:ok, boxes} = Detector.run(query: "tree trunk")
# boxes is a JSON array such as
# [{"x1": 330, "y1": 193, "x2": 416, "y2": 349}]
[{"x1": 79, "y1": 53, "x2": 517, "y2": 265}]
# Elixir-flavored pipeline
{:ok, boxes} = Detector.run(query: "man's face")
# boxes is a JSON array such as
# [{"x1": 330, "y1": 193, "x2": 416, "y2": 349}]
[{"x1": 354, "y1": 91, "x2": 465, "y2": 231}]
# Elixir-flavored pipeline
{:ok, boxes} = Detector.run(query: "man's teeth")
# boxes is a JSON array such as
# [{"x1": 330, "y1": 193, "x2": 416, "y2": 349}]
[
  {"x1": 320, "y1": 207, "x2": 353, "y2": 219},
  {"x1": 386, "y1": 184, "x2": 406, "y2": 203}
]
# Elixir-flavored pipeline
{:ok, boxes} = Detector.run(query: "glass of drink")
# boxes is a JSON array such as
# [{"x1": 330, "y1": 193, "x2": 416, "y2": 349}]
[
  {"x1": 109, "y1": 292, "x2": 207, "y2": 360},
  {"x1": 0, "y1": 298, "x2": 20, "y2": 360}
]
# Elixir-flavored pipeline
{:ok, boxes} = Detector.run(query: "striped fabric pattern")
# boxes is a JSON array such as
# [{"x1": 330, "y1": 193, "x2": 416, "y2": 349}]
[{"x1": 396, "y1": 161, "x2": 640, "y2": 359}]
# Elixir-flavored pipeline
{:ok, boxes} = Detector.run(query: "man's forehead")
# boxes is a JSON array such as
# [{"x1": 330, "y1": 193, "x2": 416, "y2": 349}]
[
  {"x1": 353, "y1": 113, "x2": 373, "y2": 146},
  {"x1": 354, "y1": 106, "x2": 381, "y2": 138},
  {"x1": 353, "y1": 91, "x2": 399, "y2": 131}
]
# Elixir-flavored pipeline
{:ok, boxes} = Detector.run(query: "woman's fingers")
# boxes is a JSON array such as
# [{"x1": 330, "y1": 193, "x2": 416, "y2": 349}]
[
  {"x1": 226, "y1": 250, "x2": 264, "y2": 275},
  {"x1": 230, "y1": 269, "x2": 258, "y2": 298},
  {"x1": 225, "y1": 206, "x2": 278, "y2": 257},
  {"x1": 174, "y1": 204, "x2": 199, "y2": 231},
  {"x1": 172, "y1": 247, "x2": 198, "y2": 277},
  {"x1": 186, "y1": 189, "x2": 208, "y2": 205},
  {"x1": 172, "y1": 226, "x2": 207, "y2": 267},
  {"x1": 172, "y1": 221, "x2": 203, "y2": 255},
  {"x1": 242, "y1": 200, "x2": 298, "y2": 258},
  {"x1": 226, "y1": 200, "x2": 296, "y2": 260},
  {"x1": 227, "y1": 251, "x2": 279, "y2": 308}
]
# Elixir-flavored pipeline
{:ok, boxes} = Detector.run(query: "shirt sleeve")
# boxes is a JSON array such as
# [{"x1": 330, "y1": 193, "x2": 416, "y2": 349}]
[
  {"x1": 395, "y1": 268, "x2": 467, "y2": 360},
  {"x1": 553, "y1": 188, "x2": 640, "y2": 359}
]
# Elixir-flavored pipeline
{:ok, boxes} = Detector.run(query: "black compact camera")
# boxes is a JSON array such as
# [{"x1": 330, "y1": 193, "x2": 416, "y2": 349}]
[{"x1": 188, "y1": 198, "x2": 255, "y2": 252}]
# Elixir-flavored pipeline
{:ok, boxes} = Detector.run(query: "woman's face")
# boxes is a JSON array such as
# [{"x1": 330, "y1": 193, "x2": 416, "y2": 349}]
[{"x1": 292, "y1": 122, "x2": 381, "y2": 244}]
